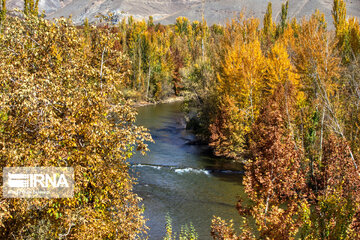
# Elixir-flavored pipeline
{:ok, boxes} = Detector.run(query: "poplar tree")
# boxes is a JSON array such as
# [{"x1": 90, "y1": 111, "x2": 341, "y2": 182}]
[
  {"x1": 83, "y1": 17, "x2": 90, "y2": 38},
  {"x1": 0, "y1": 0, "x2": 6, "y2": 25},
  {"x1": 24, "y1": 0, "x2": 39, "y2": 16},
  {"x1": 277, "y1": 1, "x2": 289, "y2": 36},
  {"x1": 263, "y1": 2, "x2": 275, "y2": 37},
  {"x1": 332, "y1": 0, "x2": 347, "y2": 35}
]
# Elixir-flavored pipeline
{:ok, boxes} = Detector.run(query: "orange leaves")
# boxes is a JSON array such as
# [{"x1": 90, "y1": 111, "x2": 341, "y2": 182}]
[
  {"x1": 238, "y1": 89, "x2": 307, "y2": 239},
  {"x1": 314, "y1": 135, "x2": 360, "y2": 197},
  {"x1": 213, "y1": 32, "x2": 300, "y2": 160},
  {"x1": 211, "y1": 217, "x2": 243, "y2": 240},
  {"x1": 209, "y1": 5, "x2": 360, "y2": 238},
  {"x1": 246, "y1": 91, "x2": 306, "y2": 201},
  {"x1": 298, "y1": 135, "x2": 360, "y2": 239}
]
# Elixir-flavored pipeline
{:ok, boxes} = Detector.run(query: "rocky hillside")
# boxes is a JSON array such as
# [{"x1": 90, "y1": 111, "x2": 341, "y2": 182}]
[{"x1": 6, "y1": 0, "x2": 360, "y2": 26}]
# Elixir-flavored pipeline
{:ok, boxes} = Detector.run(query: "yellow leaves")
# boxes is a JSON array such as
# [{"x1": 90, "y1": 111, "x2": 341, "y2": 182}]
[
  {"x1": 333, "y1": 0, "x2": 347, "y2": 35},
  {"x1": 214, "y1": 29, "x2": 301, "y2": 160},
  {"x1": 50, "y1": 43, "x2": 63, "y2": 62},
  {"x1": 278, "y1": 23, "x2": 296, "y2": 47},
  {"x1": 175, "y1": 17, "x2": 190, "y2": 35},
  {"x1": 218, "y1": 37, "x2": 298, "y2": 126},
  {"x1": 348, "y1": 17, "x2": 360, "y2": 54},
  {"x1": 296, "y1": 91, "x2": 307, "y2": 110},
  {"x1": 218, "y1": 38, "x2": 265, "y2": 103},
  {"x1": 266, "y1": 42, "x2": 299, "y2": 93},
  {"x1": 0, "y1": 14, "x2": 152, "y2": 239}
]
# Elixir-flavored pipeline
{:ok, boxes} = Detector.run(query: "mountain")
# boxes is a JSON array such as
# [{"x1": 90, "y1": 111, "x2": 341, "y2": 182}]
[{"x1": 6, "y1": 0, "x2": 360, "y2": 26}]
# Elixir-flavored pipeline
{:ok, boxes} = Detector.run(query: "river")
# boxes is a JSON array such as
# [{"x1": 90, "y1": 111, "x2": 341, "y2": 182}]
[{"x1": 130, "y1": 102, "x2": 246, "y2": 239}]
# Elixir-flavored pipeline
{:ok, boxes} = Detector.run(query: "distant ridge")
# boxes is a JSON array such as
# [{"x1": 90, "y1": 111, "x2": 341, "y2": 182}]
[{"x1": 6, "y1": 0, "x2": 360, "y2": 26}]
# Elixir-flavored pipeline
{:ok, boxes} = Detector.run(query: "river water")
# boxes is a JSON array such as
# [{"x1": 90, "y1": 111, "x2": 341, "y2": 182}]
[{"x1": 130, "y1": 102, "x2": 246, "y2": 239}]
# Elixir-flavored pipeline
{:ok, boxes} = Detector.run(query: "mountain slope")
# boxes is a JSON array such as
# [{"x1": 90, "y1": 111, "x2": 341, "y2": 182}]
[{"x1": 6, "y1": 0, "x2": 360, "y2": 26}]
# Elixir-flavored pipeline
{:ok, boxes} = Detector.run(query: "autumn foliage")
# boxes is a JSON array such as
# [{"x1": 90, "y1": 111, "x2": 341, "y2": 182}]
[
  {"x1": 0, "y1": 0, "x2": 360, "y2": 238},
  {"x1": 206, "y1": 0, "x2": 360, "y2": 239},
  {"x1": 0, "y1": 12, "x2": 152, "y2": 239}
]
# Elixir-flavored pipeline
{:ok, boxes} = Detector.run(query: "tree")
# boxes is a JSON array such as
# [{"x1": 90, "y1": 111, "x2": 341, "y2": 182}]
[
  {"x1": 24, "y1": 0, "x2": 39, "y2": 16},
  {"x1": 175, "y1": 17, "x2": 190, "y2": 35},
  {"x1": 171, "y1": 46, "x2": 184, "y2": 96},
  {"x1": 0, "y1": 14, "x2": 152, "y2": 239},
  {"x1": 302, "y1": 135, "x2": 360, "y2": 239},
  {"x1": 0, "y1": 0, "x2": 6, "y2": 26},
  {"x1": 276, "y1": 1, "x2": 289, "y2": 37},
  {"x1": 332, "y1": 0, "x2": 360, "y2": 61},
  {"x1": 147, "y1": 15, "x2": 154, "y2": 28},
  {"x1": 263, "y1": 2, "x2": 275, "y2": 38},
  {"x1": 211, "y1": 34, "x2": 265, "y2": 159},
  {"x1": 238, "y1": 87, "x2": 307, "y2": 239},
  {"x1": 291, "y1": 12, "x2": 343, "y2": 166},
  {"x1": 83, "y1": 17, "x2": 90, "y2": 36},
  {"x1": 348, "y1": 17, "x2": 360, "y2": 55},
  {"x1": 332, "y1": 0, "x2": 347, "y2": 36}
]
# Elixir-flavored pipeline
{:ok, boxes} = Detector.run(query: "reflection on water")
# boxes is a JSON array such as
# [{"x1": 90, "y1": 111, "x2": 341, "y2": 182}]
[{"x1": 130, "y1": 102, "x2": 246, "y2": 239}]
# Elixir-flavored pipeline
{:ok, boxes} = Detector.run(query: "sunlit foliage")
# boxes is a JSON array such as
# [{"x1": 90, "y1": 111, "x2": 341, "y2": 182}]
[
  {"x1": 204, "y1": 0, "x2": 360, "y2": 239},
  {"x1": 0, "y1": 0, "x2": 360, "y2": 238},
  {"x1": 0, "y1": 12, "x2": 152, "y2": 239}
]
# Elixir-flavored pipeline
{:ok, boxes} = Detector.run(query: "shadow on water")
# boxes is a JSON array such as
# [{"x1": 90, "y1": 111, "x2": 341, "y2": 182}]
[{"x1": 130, "y1": 102, "x2": 247, "y2": 239}]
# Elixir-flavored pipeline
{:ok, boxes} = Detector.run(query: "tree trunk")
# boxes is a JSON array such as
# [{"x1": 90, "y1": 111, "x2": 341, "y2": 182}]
[{"x1": 146, "y1": 66, "x2": 151, "y2": 100}]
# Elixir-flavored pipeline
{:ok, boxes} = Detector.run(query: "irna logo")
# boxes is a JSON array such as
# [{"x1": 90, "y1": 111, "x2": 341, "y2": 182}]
[
  {"x1": 8, "y1": 173, "x2": 69, "y2": 188},
  {"x1": 3, "y1": 167, "x2": 74, "y2": 198}
]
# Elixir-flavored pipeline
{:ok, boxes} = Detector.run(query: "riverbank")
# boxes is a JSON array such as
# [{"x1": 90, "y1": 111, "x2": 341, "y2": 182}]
[{"x1": 132, "y1": 96, "x2": 185, "y2": 107}]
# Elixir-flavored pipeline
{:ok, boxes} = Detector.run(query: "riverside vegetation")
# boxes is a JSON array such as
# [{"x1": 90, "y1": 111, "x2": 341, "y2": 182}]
[{"x1": 0, "y1": 0, "x2": 360, "y2": 239}]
